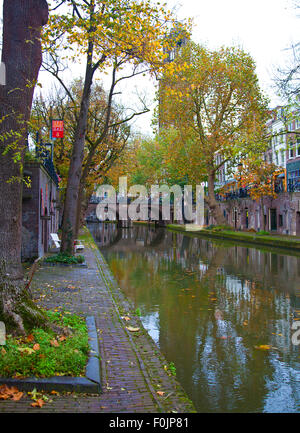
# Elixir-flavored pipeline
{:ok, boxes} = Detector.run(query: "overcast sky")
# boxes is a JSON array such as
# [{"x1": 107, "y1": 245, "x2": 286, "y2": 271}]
[
  {"x1": 171, "y1": 0, "x2": 300, "y2": 101},
  {"x1": 1, "y1": 0, "x2": 300, "y2": 135},
  {"x1": 118, "y1": 0, "x2": 300, "y2": 135}
]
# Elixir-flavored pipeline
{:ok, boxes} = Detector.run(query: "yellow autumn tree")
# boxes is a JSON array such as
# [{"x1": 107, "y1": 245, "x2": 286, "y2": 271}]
[
  {"x1": 43, "y1": 0, "x2": 190, "y2": 253},
  {"x1": 159, "y1": 41, "x2": 270, "y2": 225},
  {"x1": 31, "y1": 78, "x2": 131, "y2": 233}
]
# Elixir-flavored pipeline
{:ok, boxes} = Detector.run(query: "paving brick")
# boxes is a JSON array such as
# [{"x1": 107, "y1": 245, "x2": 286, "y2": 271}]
[{"x1": 0, "y1": 231, "x2": 195, "y2": 413}]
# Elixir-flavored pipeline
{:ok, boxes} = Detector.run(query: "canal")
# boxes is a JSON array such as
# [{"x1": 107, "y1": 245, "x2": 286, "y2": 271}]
[{"x1": 88, "y1": 223, "x2": 300, "y2": 413}]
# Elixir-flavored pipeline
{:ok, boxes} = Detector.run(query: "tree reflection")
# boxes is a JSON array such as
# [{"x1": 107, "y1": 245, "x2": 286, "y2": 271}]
[{"x1": 89, "y1": 223, "x2": 300, "y2": 413}]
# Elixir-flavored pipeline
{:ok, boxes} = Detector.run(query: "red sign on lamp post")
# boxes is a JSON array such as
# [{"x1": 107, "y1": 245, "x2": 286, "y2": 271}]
[{"x1": 51, "y1": 119, "x2": 64, "y2": 139}]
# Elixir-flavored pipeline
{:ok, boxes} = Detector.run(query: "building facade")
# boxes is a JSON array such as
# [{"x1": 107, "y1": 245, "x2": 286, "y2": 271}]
[{"x1": 22, "y1": 158, "x2": 60, "y2": 260}]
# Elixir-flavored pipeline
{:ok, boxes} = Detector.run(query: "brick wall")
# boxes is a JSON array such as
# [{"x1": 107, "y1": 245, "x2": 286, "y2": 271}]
[{"x1": 22, "y1": 162, "x2": 59, "y2": 260}]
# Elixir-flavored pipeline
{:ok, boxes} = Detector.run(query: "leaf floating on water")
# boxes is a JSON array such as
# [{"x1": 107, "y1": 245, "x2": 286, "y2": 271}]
[
  {"x1": 126, "y1": 326, "x2": 140, "y2": 332},
  {"x1": 254, "y1": 345, "x2": 272, "y2": 351}
]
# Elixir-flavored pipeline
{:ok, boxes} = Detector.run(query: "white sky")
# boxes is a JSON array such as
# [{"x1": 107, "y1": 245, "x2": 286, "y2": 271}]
[
  {"x1": 134, "y1": 0, "x2": 300, "y2": 135},
  {"x1": 1, "y1": 0, "x2": 300, "y2": 135},
  {"x1": 172, "y1": 0, "x2": 300, "y2": 102},
  {"x1": 115, "y1": 0, "x2": 300, "y2": 135}
]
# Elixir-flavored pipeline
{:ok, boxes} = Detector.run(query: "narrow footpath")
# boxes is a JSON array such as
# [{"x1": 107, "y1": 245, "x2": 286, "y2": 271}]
[{"x1": 0, "y1": 228, "x2": 195, "y2": 413}]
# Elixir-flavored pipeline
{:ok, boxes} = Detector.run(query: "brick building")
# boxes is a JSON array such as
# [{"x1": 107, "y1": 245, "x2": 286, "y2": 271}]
[{"x1": 22, "y1": 155, "x2": 60, "y2": 260}]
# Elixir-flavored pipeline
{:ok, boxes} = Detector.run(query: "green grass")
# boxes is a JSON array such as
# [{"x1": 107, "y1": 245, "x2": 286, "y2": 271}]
[
  {"x1": 135, "y1": 307, "x2": 141, "y2": 317},
  {"x1": 44, "y1": 253, "x2": 85, "y2": 264},
  {"x1": 256, "y1": 230, "x2": 270, "y2": 236},
  {"x1": 0, "y1": 310, "x2": 89, "y2": 378}
]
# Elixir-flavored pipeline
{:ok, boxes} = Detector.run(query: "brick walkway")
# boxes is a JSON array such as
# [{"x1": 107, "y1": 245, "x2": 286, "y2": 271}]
[{"x1": 0, "y1": 230, "x2": 195, "y2": 413}]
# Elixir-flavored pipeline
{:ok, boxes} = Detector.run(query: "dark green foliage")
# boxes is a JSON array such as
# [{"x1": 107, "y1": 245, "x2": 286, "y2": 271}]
[
  {"x1": 0, "y1": 310, "x2": 89, "y2": 378},
  {"x1": 44, "y1": 253, "x2": 85, "y2": 264},
  {"x1": 256, "y1": 230, "x2": 270, "y2": 236}
]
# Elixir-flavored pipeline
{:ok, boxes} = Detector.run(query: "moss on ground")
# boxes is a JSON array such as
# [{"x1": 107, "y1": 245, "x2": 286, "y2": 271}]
[{"x1": 0, "y1": 310, "x2": 89, "y2": 378}]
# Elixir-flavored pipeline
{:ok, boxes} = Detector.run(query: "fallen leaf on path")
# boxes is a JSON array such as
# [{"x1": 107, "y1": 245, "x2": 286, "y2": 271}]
[
  {"x1": 50, "y1": 339, "x2": 59, "y2": 347},
  {"x1": 126, "y1": 326, "x2": 140, "y2": 332},
  {"x1": 0, "y1": 385, "x2": 23, "y2": 401},
  {"x1": 18, "y1": 347, "x2": 35, "y2": 355},
  {"x1": 121, "y1": 316, "x2": 131, "y2": 321},
  {"x1": 157, "y1": 391, "x2": 165, "y2": 396},
  {"x1": 31, "y1": 399, "x2": 45, "y2": 408}
]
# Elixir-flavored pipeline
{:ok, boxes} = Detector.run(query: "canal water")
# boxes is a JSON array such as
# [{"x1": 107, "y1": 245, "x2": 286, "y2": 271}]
[{"x1": 88, "y1": 223, "x2": 300, "y2": 413}]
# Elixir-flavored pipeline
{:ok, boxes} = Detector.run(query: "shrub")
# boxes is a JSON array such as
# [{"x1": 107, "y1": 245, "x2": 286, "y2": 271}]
[
  {"x1": 44, "y1": 253, "x2": 85, "y2": 264},
  {"x1": 256, "y1": 230, "x2": 270, "y2": 236},
  {"x1": 208, "y1": 225, "x2": 233, "y2": 232},
  {"x1": 246, "y1": 228, "x2": 257, "y2": 233}
]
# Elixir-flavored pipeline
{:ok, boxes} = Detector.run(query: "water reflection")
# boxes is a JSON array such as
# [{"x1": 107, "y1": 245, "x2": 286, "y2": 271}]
[{"x1": 89, "y1": 223, "x2": 300, "y2": 413}]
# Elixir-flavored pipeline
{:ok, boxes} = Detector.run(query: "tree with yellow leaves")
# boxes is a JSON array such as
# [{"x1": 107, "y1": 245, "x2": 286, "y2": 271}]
[
  {"x1": 159, "y1": 41, "x2": 270, "y2": 225},
  {"x1": 43, "y1": 0, "x2": 187, "y2": 253},
  {"x1": 233, "y1": 157, "x2": 283, "y2": 231},
  {"x1": 31, "y1": 78, "x2": 133, "y2": 235}
]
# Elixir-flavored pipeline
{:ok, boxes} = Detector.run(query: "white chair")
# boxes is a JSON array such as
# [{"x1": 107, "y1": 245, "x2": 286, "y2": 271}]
[
  {"x1": 50, "y1": 233, "x2": 61, "y2": 249},
  {"x1": 50, "y1": 233, "x2": 84, "y2": 251}
]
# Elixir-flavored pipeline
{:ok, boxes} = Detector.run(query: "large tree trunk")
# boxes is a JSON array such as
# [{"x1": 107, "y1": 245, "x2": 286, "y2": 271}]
[
  {"x1": 205, "y1": 172, "x2": 227, "y2": 226},
  {"x1": 0, "y1": 0, "x2": 49, "y2": 335},
  {"x1": 60, "y1": 51, "x2": 94, "y2": 254},
  {"x1": 74, "y1": 149, "x2": 95, "y2": 239}
]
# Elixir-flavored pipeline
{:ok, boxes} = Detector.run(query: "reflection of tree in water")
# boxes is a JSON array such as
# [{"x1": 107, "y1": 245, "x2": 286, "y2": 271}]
[{"x1": 90, "y1": 224, "x2": 300, "y2": 412}]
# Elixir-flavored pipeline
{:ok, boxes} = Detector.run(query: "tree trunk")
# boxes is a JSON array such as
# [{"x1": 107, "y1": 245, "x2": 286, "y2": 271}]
[
  {"x1": 205, "y1": 172, "x2": 227, "y2": 226},
  {"x1": 0, "y1": 0, "x2": 49, "y2": 335},
  {"x1": 60, "y1": 53, "x2": 94, "y2": 254},
  {"x1": 74, "y1": 148, "x2": 95, "y2": 239}
]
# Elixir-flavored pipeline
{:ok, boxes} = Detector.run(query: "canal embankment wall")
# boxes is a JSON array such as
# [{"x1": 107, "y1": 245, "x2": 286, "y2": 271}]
[{"x1": 166, "y1": 224, "x2": 300, "y2": 253}]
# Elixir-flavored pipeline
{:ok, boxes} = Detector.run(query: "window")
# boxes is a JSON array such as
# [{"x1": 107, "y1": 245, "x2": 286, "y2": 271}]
[
  {"x1": 289, "y1": 142, "x2": 294, "y2": 158},
  {"x1": 279, "y1": 214, "x2": 283, "y2": 227}
]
